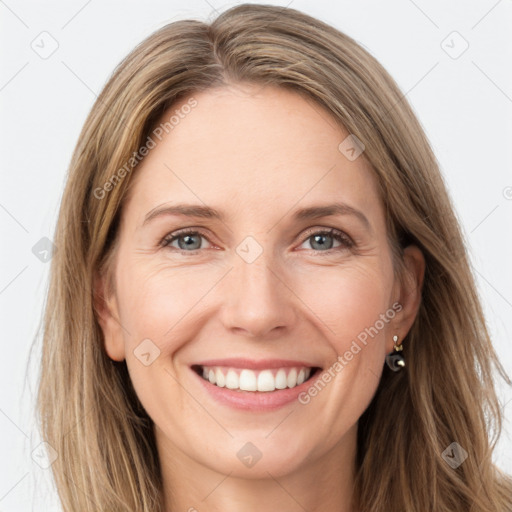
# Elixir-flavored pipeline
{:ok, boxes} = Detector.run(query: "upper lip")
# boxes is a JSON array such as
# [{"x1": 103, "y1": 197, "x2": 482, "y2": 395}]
[{"x1": 192, "y1": 358, "x2": 321, "y2": 370}]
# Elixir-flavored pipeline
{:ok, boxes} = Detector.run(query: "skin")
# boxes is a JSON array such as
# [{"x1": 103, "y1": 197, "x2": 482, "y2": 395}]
[{"x1": 96, "y1": 83, "x2": 425, "y2": 512}]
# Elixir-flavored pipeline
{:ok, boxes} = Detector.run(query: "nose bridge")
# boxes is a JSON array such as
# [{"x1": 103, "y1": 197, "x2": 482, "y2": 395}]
[{"x1": 220, "y1": 237, "x2": 295, "y2": 337}]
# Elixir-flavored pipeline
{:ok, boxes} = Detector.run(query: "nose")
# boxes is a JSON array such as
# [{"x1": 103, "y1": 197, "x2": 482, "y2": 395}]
[{"x1": 219, "y1": 251, "x2": 297, "y2": 339}]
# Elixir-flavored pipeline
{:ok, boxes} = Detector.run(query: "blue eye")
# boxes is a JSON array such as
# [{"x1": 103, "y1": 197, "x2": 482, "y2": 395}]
[
  {"x1": 161, "y1": 227, "x2": 354, "y2": 254},
  {"x1": 299, "y1": 228, "x2": 353, "y2": 252},
  {"x1": 161, "y1": 229, "x2": 211, "y2": 251}
]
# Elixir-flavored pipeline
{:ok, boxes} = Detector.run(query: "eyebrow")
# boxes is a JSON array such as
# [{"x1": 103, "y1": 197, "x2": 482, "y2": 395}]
[
  {"x1": 142, "y1": 202, "x2": 371, "y2": 231},
  {"x1": 292, "y1": 204, "x2": 371, "y2": 230},
  {"x1": 143, "y1": 204, "x2": 225, "y2": 225}
]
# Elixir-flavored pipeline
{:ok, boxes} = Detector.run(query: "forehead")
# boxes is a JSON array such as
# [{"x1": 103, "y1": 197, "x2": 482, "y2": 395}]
[{"x1": 124, "y1": 84, "x2": 382, "y2": 225}]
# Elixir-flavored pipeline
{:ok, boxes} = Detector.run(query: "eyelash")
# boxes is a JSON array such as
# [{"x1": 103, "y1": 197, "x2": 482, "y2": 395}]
[{"x1": 160, "y1": 227, "x2": 355, "y2": 255}]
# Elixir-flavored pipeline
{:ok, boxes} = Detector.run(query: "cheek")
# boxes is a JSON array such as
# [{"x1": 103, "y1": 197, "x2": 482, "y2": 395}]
[
  {"x1": 115, "y1": 259, "x2": 202, "y2": 347},
  {"x1": 296, "y1": 259, "x2": 394, "y2": 348},
  {"x1": 115, "y1": 262, "x2": 201, "y2": 424},
  {"x1": 292, "y1": 260, "x2": 395, "y2": 436}
]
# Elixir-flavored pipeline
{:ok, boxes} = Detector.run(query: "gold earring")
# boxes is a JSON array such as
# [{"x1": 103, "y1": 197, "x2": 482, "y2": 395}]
[{"x1": 385, "y1": 334, "x2": 405, "y2": 372}]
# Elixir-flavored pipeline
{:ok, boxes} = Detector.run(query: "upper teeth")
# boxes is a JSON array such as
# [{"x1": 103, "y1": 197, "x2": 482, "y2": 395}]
[{"x1": 201, "y1": 366, "x2": 312, "y2": 392}]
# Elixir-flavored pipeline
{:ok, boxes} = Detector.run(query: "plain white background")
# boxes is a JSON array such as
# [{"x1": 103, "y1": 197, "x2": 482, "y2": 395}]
[{"x1": 1, "y1": 0, "x2": 511, "y2": 509}]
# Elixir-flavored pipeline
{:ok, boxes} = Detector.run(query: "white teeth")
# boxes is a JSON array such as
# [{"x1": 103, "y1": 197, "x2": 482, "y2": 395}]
[
  {"x1": 199, "y1": 366, "x2": 314, "y2": 392},
  {"x1": 287, "y1": 368, "x2": 297, "y2": 388},
  {"x1": 215, "y1": 368, "x2": 225, "y2": 387},
  {"x1": 225, "y1": 369, "x2": 239, "y2": 390},
  {"x1": 257, "y1": 370, "x2": 275, "y2": 392},
  {"x1": 275, "y1": 369, "x2": 288, "y2": 389},
  {"x1": 239, "y1": 369, "x2": 257, "y2": 391}
]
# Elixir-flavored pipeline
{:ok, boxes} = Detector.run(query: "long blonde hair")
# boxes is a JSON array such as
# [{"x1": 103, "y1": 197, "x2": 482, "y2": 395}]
[{"x1": 36, "y1": 4, "x2": 512, "y2": 511}]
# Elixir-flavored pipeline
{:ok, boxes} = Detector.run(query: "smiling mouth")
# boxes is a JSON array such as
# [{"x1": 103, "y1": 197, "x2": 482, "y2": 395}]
[{"x1": 191, "y1": 364, "x2": 321, "y2": 392}]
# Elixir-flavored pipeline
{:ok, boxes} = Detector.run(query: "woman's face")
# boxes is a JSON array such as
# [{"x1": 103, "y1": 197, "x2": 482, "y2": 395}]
[{"x1": 97, "y1": 83, "x2": 423, "y2": 480}]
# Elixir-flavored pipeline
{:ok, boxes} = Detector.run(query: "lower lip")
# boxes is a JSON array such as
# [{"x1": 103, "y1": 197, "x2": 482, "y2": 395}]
[{"x1": 191, "y1": 367, "x2": 321, "y2": 412}]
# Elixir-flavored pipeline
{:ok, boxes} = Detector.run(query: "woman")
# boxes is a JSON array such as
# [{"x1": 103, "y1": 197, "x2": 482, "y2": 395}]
[{"x1": 37, "y1": 3, "x2": 512, "y2": 511}]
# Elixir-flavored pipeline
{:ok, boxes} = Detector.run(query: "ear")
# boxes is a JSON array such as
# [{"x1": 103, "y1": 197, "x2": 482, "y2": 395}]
[
  {"x1": 93, "y1": 272, "x2": 125, "y2": 362},
  {"x1": 387, "y1": 244, "x2": 425, "y2": 353}
]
